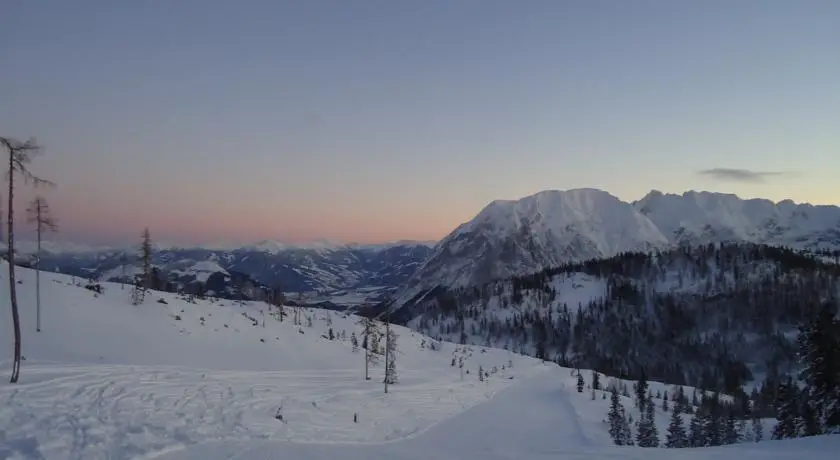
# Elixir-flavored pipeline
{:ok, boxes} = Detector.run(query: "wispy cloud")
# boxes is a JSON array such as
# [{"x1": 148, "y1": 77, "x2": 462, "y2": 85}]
[{"x1": 696, "y1": 168, "x2": 795, "y2": 183}]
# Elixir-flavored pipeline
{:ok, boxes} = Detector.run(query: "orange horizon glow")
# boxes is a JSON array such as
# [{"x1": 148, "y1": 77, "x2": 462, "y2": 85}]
[{"x1": 15, "y1": 176, "x2": 840, "y2": 247}]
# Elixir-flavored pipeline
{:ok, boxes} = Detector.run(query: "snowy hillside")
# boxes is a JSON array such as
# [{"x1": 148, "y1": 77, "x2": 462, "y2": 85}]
[
  {"x1": 404, "y1": 243, "x2": 840, "y2": 397},
  {"x1": 396, "y1": 188, "x2": 840, "y2": 307},
  {"x1": 0, "y1": 262, "x2": 538, "y2": 458},
  {"x1": 2, "y1": 263, "x2": 836, "y2": 459}
]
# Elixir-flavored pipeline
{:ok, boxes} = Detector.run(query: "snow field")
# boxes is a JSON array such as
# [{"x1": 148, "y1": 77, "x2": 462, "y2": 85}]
[
  {"x1": 1, "y1": 263, "x2": 837, "y2": 459},
  {"x1": 0, "y1": 264, "x2": 543, "y2": 458}
]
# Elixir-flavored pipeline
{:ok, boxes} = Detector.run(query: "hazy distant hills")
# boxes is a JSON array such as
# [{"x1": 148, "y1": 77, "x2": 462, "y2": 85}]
[{"x1": 26, "y1": 241, "x2": 436, "y2": 302}]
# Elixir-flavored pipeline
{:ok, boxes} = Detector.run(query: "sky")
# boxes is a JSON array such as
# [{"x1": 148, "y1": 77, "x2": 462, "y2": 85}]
[{"x1": 1, "y1": 0, "x2": 838, "y2": 246}]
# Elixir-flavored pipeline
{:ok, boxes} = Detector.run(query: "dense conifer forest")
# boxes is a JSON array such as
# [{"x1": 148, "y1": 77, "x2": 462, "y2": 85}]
[{"x1": 404, "y1": 243, "x2": 840, "y2": 412}]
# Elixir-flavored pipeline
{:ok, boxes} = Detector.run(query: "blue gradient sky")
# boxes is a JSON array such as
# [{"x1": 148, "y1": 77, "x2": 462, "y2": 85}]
[{"x1": 2, "y1": 0, "x2": 838, "y2": 245}]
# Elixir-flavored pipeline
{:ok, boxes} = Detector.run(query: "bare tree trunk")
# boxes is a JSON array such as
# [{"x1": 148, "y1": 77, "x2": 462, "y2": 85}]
[
  {"x1": 8, "y1": 152, "x2": 21, "y2": 383},
  {"x1": 364, "y1": 330, "x2": 370, "y2": 380},
  {"x1": 27, "y1": 196, "x2": 57, "y2": 334},
  {"x1": 36, "y1": 216, "x2": 41, "y2": 332},
  {"x1": 384, "y1": 318, "x2": 390, "y2": 394},
  {"x1": 2, "y1": 137, "x2": 54, "y2": 383}
]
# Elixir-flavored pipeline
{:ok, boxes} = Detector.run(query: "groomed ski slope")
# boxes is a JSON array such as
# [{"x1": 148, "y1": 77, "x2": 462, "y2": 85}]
[
  {"x1": 155, "y1": 374, "x2": 839, "y2": 460},
  {"x1": 1, "y1": 263, "x2": 838, "y2": 459}
]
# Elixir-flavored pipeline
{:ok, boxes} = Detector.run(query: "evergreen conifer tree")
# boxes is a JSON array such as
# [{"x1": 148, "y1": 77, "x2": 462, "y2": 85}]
[
  {"x1": 797, "y1": 301, "x2": 840, "y2": 432},
  {"x1": 635, "y1": 371, "x2": 649, "y2": 412},
  {"x1": 689, "y1": 411, "x2": 704, "y2": 447},
  {"x1": 634, "y1": 395, "x2": 659, "y2": 447},
  {"x1": 665, "y1": 404, "x2": 686, "y2": 448},
  {"x1": 723, "y1": 410, "x2": 739, "y2": 444},
  {"x1": 737, "y1": 418, "x2": 748, "y2": 443},
  {"x1": 702, "y1": 393, "x2": 722, "y2": 446},
  {"x1": 772, "y1": 379, "x2": 799, "y2": 440},
  {"x1": 751, "y1": 415, "x2": 764, "y2": 442},
  {"x1": 383, "y1": 328, "x2": 398, "y2": 386},
  {"x1": 798, "y1": 399, "x2": 821, "y2": 437},
  {"x1": 608, "y1": 387, "x2": 627, "y2": 445}
]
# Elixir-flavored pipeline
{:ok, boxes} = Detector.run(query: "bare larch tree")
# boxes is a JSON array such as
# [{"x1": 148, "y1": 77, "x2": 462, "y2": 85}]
[
  {"x1": 141, "y1": 227, "x2": 151, "y2": 288},
  {"x1": 131, "y1": 228, "x2": 152, "y2": 305},
  {"x1": 384, "y1": 320, "x2": 399, "y2": 392},
  {"x1": 27, "y1": 196, "x2": 58, "y2": 332},
  {"x1": 358, "y1": 315, "x2": 381, "y2": 380},
  {"x1": 1, "y1": 136, "x2": 54, "y2": 383}
]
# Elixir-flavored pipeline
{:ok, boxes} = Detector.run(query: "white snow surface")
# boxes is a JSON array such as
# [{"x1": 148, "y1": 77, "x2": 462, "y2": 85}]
[
  {"x1": 99, "y1": 264, "x2": 144, "y2": 282},
  {"x1": 175, "y1": 260, "x2": 229, "y2": 283},
  {"x1": 1, "y1": 263, "x2": 838, "y2": 459}
]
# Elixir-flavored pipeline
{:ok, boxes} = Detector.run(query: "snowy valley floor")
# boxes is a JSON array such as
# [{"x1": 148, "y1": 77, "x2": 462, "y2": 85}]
[{"x1": 1, "y1": 264, "x2": 838, "y2": 459}]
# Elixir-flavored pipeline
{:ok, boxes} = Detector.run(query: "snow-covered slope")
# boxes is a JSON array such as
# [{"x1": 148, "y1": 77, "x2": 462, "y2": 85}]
[
  {"x1": 396, "y1": 189, "x2": 840, "y2": 308},
  {"x1": 174, "y1": 260, "x2": 230, "y2": 283},
  {"x1": 0, "y1": 262, "x2": 541, "y2": 458},
  {"x1": 3, "y1": 263, "x2": 833, "y2": 459}
]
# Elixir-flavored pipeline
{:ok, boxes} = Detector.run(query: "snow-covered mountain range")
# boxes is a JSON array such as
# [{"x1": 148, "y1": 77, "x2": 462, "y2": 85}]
[
  {"x1": 396, "y1": 188, "x2": 840, "y2": 307},
  {"x1": 25, "y1": 240, "x2": 435, "y2": 301}
]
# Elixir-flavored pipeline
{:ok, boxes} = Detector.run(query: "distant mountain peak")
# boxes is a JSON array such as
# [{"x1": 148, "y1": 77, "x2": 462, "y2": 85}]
[
  {"x1": 397, "y1": 188, "x2": 671, "y2": 305},
  {"x1": 395, "y1": 187, "x2": 840, "y2": 309}
]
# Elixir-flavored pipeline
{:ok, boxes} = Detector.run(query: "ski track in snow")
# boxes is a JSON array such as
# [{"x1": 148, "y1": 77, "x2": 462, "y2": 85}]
[
  {"x1": 2, "y1": 264, "x2": 839, "y2": 459},
  {"x1": 152, "y1": 367, "x2": 840, "y2": 460},
  {"x1": 0, "y1": 362, "x2": 541, "y2": 459}
]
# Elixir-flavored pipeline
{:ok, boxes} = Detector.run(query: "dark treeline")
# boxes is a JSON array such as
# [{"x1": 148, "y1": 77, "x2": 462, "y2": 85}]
[{"x1": 408, "y1": 242, "x2": 840, "y2": 418}]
